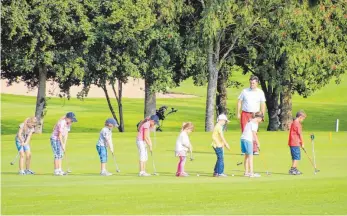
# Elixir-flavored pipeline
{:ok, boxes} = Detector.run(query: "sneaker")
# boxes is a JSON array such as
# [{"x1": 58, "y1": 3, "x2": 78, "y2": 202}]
[
  {"x1": 213, "y1": 173, "x2": 219, "y2": 177},
  {"x1": 101, "y1": 171, "x2": 113, "y2": 176},
  {"x1": 139, "y1": 172, "x2": 151, "y2": 177},
  {"x1": 177, "y1": 172, "x2": 189, "y2": 177},
  {"x1": 25, "y1": 169, "x2": 35, "y2": 175},
  {"x1": 54, "y1": 171, "x2": 64, "y2": 176},
  {"x1": 244, "y1": 172, "x2": 251, "y2": 177},
  {"x1": 19, "y1": 170, "x2": 26, "y2": 175},
  {"x1": 289, "y1": 168, "x2": 296, "y2": 175},
  {"x1": 294, "y1": 168, "x2": 302, "y2": 175},
  {"x1": 218, "y1": 173, "x2": 228, "y2": 177},
  {"x1": 249, "y1": 173, "x2": 261, "y2": 178},
  {"x1": 253, "y1": 152, "x2": 259, "y2": 155}
]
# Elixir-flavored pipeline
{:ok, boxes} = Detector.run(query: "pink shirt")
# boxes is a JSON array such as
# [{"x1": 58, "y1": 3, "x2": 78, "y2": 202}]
[
  {"x1": 137, "y1": 121, "x2": 150, "y2": 141},
  {"x1": 51, "y1": 119, "x2": 71, "y2": 140}
]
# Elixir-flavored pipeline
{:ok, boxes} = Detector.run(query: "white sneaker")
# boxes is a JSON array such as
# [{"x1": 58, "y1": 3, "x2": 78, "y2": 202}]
[
  {"x1": 101, "y1": 171, "x2": 113, "y2": 176},
  {"x1": 19, "y1": 170, "x2": 26, "y2": 175},
  {"x1": 25, "y1": 169, "x2": 35, "y2": 175},
  {"x1": 139, "y1": 172, "x2": 151, "y2": 177},
  {"x1": 218, "y1": 173, "x2": 228, "y2": 177},
  {"x1": 244, "y1": 172, "x2": 251, "y2": 177},
  {"x1": 249, "y1": 173, "x2": 261, "y2": 178},
  {"x1": 253, "y1": 152, "x2": 259, "y2": 155},
  {"x1": 54, "y1": 171, "x2": 63, "y2": 176}
]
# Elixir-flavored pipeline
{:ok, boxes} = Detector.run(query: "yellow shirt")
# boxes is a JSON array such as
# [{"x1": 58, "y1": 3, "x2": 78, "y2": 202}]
[{"x1": 212, "y1": 123, "x2": 224, "y2": 148}]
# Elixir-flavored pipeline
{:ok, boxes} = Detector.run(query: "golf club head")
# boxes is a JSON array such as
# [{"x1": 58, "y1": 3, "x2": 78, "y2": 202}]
[
  {"x1": 67, "y1": 170, "x2": 72, "y2": 173},
  {"x1": 266, "y1": 171, "x2": 271, "y2": 175},
  {"x1": 237, "y1": 162, "x2": 243, "y2": 166},
  {"x1": 10, "y1": 162, "x2": 14, "y2": 165},
  {"x1": 190, "y1": 157, "x2": 194, "y2": 161},
  {"x1": 153, "y1": 173, "x2": 159, "y2": 176},
  {"x1": 116, "y1": 169, "x2": 121, "y2": 173}
]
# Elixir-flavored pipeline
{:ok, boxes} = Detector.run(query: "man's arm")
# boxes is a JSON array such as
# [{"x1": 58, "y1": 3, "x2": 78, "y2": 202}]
[
  {"x1": 261, "y1": 102, "x2": 266, "y2": 116},
  {"x1": 237, "y1": 100, "x2": 242, "y2": 119}
]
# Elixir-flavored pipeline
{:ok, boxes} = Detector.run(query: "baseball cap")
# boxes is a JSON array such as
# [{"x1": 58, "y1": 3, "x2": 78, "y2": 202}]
[
  {"x1": 66, "y1": 112, "x2": 77, "y2": 122},
  {"x1": 150, "y1": 115, "x2": 160, "y2": 126},
  {"x1": 105, "y1": 118, "x2": 119, "y2": 127},
  {"x1": 217, "y1": 114, "x2": 230, "y2": 123}
]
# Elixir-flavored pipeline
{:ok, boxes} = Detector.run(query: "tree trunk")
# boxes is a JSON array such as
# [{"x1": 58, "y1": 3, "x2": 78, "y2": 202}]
[
  {"x1": 279, "y1": 84, "x2": 293, "y2": 131},
  {"x1": 102, "y1": 84, "x2": 121, "y2": 132},
  {"x1": 205, "y1": 41, "x2": 219, "y2": 132},
  {"x1": 261, "y1": 81, "x2": 280, "y2": 131},
  {"x1": 216, "y1": 69, "x2": 228, "y2": 116},
  {"x1": 34, "y1": 65, "x2": 47, "y2": 133},
  {"x1": 144, "y1": 79, "x2": 156, "y2": 118},
  {"x1": 111, "y1": 80, "x2": 124, "y2": 132}
]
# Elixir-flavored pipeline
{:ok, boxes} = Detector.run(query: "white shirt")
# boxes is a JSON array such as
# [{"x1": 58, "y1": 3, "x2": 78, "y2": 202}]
[
  {"x1": 238, "y1": 88, "x2": 266, "y2": 112},
  {"x1": 175, "y1": 131, "x2": 191, "y2": 154},
  {"x1": 241, "y1": 121, "x2": 258, "y2": 142},
  {"x1": 97, "y1": 127, "x2": 113, "y2": 147}
]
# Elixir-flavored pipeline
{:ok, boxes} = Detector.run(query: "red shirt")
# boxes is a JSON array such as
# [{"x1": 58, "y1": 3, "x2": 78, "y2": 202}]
[{"x1": 288, "y1": 120, "x2": 303, "y2": 146}]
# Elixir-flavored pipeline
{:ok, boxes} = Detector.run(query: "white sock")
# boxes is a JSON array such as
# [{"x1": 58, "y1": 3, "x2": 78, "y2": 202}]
[
  {"x1": 54, "y1": 169, "x2": 59, "y2": 173},
  {"x1": 101, "y1": 169, "x2": 106, "y2": 173}
]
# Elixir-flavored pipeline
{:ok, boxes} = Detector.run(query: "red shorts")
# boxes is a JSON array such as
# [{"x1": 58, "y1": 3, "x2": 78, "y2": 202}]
[{"x1": 240, "y1": 111, "x2": 258, "y2": 153}]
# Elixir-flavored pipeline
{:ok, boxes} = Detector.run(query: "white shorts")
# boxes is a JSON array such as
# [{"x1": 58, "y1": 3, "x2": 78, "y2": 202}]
[{"x1": 136, "y1": 140, "x2": 148, "y2": 162}]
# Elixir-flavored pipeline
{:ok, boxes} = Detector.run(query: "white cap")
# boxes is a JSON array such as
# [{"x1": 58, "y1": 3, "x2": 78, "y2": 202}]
[{"x1": 217, "y1": 114, "x2": 230, "y2": 123}]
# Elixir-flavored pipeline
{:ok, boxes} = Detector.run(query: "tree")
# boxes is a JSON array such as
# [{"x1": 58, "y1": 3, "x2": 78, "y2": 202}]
[
  {"x1": 1, "y1": 0, "x2": 89, "y2": 132},
  {"x1": 243, "y1": 0, "x2": 347, "y2": 130},
  {"x1": 80, "y1": 0, "x2": 156, "y2": 132}
]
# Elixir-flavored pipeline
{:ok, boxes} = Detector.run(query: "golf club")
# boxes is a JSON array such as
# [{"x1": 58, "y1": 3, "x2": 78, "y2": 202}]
[
  {"x1": 64, "y1": 150, "x2": 72, "y2": 173},
  {"x1": 311, "y1": 134, "x2": 319, "y2": 175},
  {"x1": 151, "y1": 151, "x2": 159, "y2": 176},
  {"x1": 257, "y1": 146, "x2": 271, "y2": 175},
  {"x1": 10, "y1": 149, "x2": 21, "y2": 165},
  {"x1": 302, "y1": 146, "x2": 320, "y2": 174},
  {"x1": 190, "y1": 151, "x2": 194, "y2": 161},
  {"x1": 111, "y1": 152, "x2": 121, "y2": 173},
  {"x1": 237, "y1": 162, "x2": 243, "y2": 166}
]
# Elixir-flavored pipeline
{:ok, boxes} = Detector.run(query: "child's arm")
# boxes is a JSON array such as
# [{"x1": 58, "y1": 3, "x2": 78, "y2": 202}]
[
  {"x1": 105, "y1": 138, "x2": 114, "y2": 153},
  {"x1": 253, "y1": 131, "x2": 260, "y2": 148},
  {"x1": 143, "y1": 128, "x2": 153, "y2": 152},
  {"x1": 23, "y1": 131, "x2": 34, "y2": 145},
  {"x1": 298, "y1": 125, "x2": 304, "y2": 148},
  {"x1": 16, "y1": 127, "x2": 25, "y2": 145},
  {"x1": 220, "y1": 133, "x2": 230, "y2": 150}
]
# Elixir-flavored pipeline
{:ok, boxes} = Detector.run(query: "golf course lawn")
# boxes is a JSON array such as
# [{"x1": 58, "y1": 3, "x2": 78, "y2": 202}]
[
  {"x1": 1, "y1": 131, "x2": 347, "y2": 214},
  {"x1": 1, "y1": 73, "x2": 347, "y2": 214}
]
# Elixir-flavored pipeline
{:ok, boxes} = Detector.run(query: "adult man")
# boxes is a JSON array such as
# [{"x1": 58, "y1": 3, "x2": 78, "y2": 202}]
[{"x1": 237, "y1": 75, "x2": 266, "y2": 155}]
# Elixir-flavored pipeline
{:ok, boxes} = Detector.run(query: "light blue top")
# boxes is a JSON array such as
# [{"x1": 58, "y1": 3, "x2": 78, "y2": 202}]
[{"x1": 96, "y1": 127, "x2": 112, "y2": 147}]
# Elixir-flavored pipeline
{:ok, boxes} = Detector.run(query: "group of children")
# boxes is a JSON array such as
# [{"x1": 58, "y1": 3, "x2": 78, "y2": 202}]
[{"x1": 14, "y1": 110, "x2": 307, "y2": 177}]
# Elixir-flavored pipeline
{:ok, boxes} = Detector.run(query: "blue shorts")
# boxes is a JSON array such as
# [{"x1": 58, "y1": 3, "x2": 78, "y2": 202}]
[
  {"x1": 241, "y1": 139, "x2": 253, "y2": 155},
  {"x1": 290, "y1": 146, "x2": 301, "y2": 160},
  {"x1": 96, "y1": 145, "x2": 108, "y2": 163},
  {"x1": 50, "y1": 138, "x2": 64, "y2": 159},
  {"x1": 15, "y1": 138, "x2": 30, "y2": 152}
]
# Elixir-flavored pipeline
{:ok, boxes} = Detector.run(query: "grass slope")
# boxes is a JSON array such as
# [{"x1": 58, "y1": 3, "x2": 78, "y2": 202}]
[{"x1": 2, "y1": 132, "x2": 347, "y2": 214}]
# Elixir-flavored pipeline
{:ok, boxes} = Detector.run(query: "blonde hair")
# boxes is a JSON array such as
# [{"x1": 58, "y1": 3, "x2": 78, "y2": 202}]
[
  {"x1": 25, "y1": 117, "x2": 38, "y2": 125},
  {"x1": 181, "y1": 122, "x2": 194, "y2": 131}
]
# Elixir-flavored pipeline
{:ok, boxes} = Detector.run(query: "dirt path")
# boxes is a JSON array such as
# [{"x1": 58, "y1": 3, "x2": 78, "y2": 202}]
[{"x1": 1, "y1": 79, "x2": 197, "y2": 99}]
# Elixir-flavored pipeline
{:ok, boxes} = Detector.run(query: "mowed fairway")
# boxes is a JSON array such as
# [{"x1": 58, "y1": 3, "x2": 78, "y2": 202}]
[
  {"x1": 2, "y1": 132, "x2": 347, "y2": 215},
  {"x1": 1, "y1": 74, "x2": 347, "y2": 215}
]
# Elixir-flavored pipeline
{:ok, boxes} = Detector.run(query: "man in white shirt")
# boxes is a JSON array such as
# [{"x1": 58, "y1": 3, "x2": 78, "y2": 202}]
[{"x1": 237, "y1": 75, "x2": 266, "y2": 155}]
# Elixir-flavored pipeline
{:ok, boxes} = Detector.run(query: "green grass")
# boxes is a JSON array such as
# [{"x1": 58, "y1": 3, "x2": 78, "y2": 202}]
[
  {"x1": 2, "y1": 132, "x2": 347, "y2": 214},
  {"x1": 1, "y1": 72, "x2": 347, "y2": 214}
]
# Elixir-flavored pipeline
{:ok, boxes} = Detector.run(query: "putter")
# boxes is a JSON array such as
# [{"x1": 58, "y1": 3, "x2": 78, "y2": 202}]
[
  {"x1": 190, "y1": 151, "x2": 194, "y2": 161},
  {"x1": 237, "y1": 162, "x2": 243, "y2": 166},
  {"x1": 311, "y1": 134, "x2": 319, "y2": 175},
  {"x1": 64, "y1": 151, "x2": 72, "y2": 173},
  {"x1": 112, "y1": 152, "x2": 121, "y2": 173},
  {"x1": 151, "y1": 151, "x2": 159, "y2": 176},
  {"x1": 257, "y1": 147, "x2": 271, "y2": 175},
  {"x1": 10, "y1": 150, "x2": 21, "y2": 165},
  {"x1": 302, "y1": 146, "x2": 320, "y2": 174}
]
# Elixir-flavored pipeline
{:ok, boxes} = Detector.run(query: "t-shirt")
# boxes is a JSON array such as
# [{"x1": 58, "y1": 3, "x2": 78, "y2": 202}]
[
  {"x1": 175, "y1": 131, "x2": 191, "y2": 154},
  {"x1": 96, "y1": 127, "x2": 112, "y2": 147},
  {"x1": 137, "y1": 121, "x2": 150, "y2": 141},
  {"x1": 241, "y1": 121, "x2": 258, "y2": 143},
  {"x1": 16, "y1": 123, "x2": 35, "y2": 141},
  {"x1": 212, "y1": 124, "x2": 224, "y2": 148},
  {"x1": 238, "y1": 88, "x2": 266, "y2": 112},
  {"x1": 288, "y1": 120, "x2": 303, "y2": 147},
  {"x1": 51, "y1": 119, "x2": 71, "y2": 140}
]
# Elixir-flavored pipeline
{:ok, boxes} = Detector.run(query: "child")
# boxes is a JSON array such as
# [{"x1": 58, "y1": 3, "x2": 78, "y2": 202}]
[
  {"x1": 96, "y1": 118, "x2": 118, "y2": 176},
  {"x1": 136, "y1": 115, "x2": 159, "y2": 177},
  {"x1": 175, "y1": 122, "x2": 194, "y2": 177},
  {"x1": 15, "y1": 117, "x2": 37, "y2": 175},
  {"x1": 240, "y1": 111, "x2": 263, "y2": 178},
  {"x1": 212, "y1": 114, "x2": 231, "y2": 177},
  {"x1": 50, "y1": 112, "x2": 77, "y2": 176},
  {"x1": 288, "y1": 110, "x2": 307, "y2": 175}
]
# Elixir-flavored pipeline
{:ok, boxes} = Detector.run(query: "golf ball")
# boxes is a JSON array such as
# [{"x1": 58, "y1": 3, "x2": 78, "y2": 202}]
[
  {"x1": 232, "y1": 174, "x2": 235, "y2": 177},
  {"x1": 197, "y1": 174, "x2": 200, "y2": 177}
]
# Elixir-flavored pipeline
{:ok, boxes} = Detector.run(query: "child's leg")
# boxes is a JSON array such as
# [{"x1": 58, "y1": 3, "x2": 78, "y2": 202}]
[
  {"x1": 220, "y1": 149, "x2": 224, "y2": 174},
  {"x1": 244, "y1": 155, "x2": 249, "y2": 174},
  {"x1": 181, "y1": 156, "x2": 187, "y2": 173},
  {"x1": 176, "y1": 156, "x2": 182, "y2": 174},
  {"x1": 25, "y1": 150, "x2": 32, "y2": 170},
  {"x1": 101, "y1": 163, "x2": 106, "y2": 172},
  {"x1": 216, "y1": 148, "x2": 223, "y2": 174},
  {"x1": 213, "y1": 148, "x2": 218, "y2": 174},
  {"x1": 292, "y1": 160, "x2": 298, "y2": 168},
  {"x1": 249, "y1": 154, "x2": 254, "y2": 174},
  {"x1": 177, "y1": 156, "x2": 186, "y2": 174},
  {"x1": 19, "y1": 150, "x2": 25, "y2": 171}
]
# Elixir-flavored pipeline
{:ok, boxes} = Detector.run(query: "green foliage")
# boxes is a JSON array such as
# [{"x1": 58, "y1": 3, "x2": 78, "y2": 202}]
[{"x1": 1, "y1": 0, "x2": 90, "y2": 92}]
